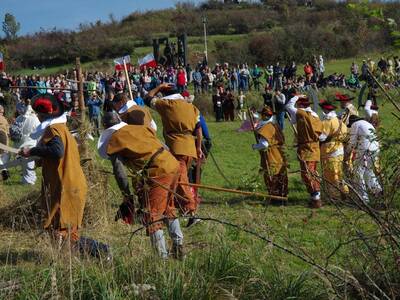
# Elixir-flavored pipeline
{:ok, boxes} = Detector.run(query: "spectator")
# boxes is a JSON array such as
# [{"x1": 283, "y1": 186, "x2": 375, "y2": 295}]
[
  {"x1": 272, "y1": 89, "x2": 286, "y2": 130},
  {"x1": 273, "y1": 62, "x2": 283, "y2": 90},
  {"x1": 87, "y1": 92, "x2": 103, "y2": 136}
]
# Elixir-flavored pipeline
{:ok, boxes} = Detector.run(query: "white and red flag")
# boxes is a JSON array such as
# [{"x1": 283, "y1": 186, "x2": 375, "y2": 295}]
[
  {"x1": 114, "y1": 55, "x2": 131, "y2": 71},
  {"x1": 138, "y1": 53, "x2": 157, "y2": 69},
  {"x1": 0, "y1": 52, "x2": 4, "y2": 71}
]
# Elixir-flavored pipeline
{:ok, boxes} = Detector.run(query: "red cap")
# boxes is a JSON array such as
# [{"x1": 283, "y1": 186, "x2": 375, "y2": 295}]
[
  {"x1": 335, "y1": 92, "x2": 354, "y2": 102},
  {"x1": 181, "y1": 90, "x2": 190, "y2": 98},
  {"x1": 319, "y1": 100, "x2": 337, "y2": 111},
  {"x1": 32, "y1": 98, "x2": 53, "y2": 114}
]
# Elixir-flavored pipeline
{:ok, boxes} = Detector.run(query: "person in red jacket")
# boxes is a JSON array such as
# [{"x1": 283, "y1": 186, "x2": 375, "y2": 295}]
[
  {"x1": 176, "y1": 68, "x2": 187, "y2": 93},
  {"x1": 304, "y1": 62, "x2": 313, "y2": 83}
]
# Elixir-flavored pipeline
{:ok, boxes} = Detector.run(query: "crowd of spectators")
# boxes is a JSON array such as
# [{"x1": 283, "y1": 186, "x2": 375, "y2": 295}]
[{"x1": 0, "y1": 54, "x2": 399, "y2": 128}]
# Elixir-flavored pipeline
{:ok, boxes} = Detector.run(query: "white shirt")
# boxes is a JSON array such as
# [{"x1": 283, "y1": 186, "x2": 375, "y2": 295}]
[
  {"x1": 347, "y1": 119, "x2": 379, "y2": 157},
  {"x1": 364, "y1": 100, "x2": 378, "y2": 119},
  {"x1": 14, "y1": 105, "x2": 41, "y2": 149}
]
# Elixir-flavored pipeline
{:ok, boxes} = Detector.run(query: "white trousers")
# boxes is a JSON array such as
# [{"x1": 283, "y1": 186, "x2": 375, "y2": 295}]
[
  {"x1": 21, "y1": 160, "x2": 37, "y2": 185},
  {"x1": 0, "y1": 152, "x2": 10, "y2": 170},
  {"x1": 353, "y1": 154, "x2": 382, "y2": 202}
]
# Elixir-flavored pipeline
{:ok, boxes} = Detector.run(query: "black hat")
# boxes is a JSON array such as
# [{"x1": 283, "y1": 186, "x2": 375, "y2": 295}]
[{"x1": 347, "y1": 115, "x2": 364, "y2": 127}]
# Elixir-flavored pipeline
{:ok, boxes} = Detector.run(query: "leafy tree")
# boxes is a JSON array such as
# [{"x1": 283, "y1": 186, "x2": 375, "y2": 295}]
[{"x1": 2, "y1": 13, "x2": 20, "y2": 40}]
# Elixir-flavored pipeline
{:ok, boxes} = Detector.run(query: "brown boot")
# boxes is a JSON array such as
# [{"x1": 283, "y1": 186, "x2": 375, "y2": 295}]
[
  {"x1": 171, "y1": 244, "x2": 186, "y2": 260},
  {"x1": 309, "y1": 199, "x2": 322, "y2": 209}
]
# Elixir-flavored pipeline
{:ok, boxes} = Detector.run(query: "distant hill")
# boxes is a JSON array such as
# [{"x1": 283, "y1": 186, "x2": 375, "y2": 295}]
[{"x1": 2, "y1": 0, "x2": 400, "y2": 71}]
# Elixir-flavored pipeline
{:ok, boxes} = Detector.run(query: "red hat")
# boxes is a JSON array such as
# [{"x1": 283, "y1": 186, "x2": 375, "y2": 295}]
[
  {"x1": 335, "y1": 92, "x2": 355, "y2": 102},
  {"x1": 319, "y1": 99, "x2": 337, "y2": 111},
  {"x1": 31, "y1": 94, "x2": 64, "y2": 118},
  {"x1": 181, "y1": 90, "x2": 190, "y2": 98},
  {"x1": 181, "y1": 90, "x2": 195, "y2": 103}
]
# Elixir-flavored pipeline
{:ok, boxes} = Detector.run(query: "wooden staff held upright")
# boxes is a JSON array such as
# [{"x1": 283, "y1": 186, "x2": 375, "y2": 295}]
[{"x1": 123, "y1": 58, "x2": 134, "y2": 101}]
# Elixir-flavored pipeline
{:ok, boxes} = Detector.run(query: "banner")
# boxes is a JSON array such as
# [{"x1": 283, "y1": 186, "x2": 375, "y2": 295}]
[
  {"x1": 114, "y1": 55, "x2": 131, "y2": 71},
  {"x1": 138, "y1": 53, "x2": 157, "y2": 69}
]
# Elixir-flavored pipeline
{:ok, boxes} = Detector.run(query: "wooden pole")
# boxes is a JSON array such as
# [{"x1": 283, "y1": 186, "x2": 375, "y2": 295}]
[
  {"x1": 179, "y1": 182, "x2": 288, "y2": 201},
  {"x1": 123, "y1": 59, "x2": 134, "y2": 101}
]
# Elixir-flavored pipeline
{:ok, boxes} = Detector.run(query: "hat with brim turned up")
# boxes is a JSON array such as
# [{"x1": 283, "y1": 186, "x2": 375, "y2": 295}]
[
  {"x1": 319, "y1": 99, "x2": 337, "y2": 111},
  {"x1": 335, "y1": 92, "x2": 355, "y2": 102},
  {"x1": 31, "y1": 93, "x2": 64, "y2": 118},
  {"x1": 296, "y1": 96, "x2": 311, "y2": 107},
  {"x1": 347, "y1": 115, "x2": 364, "y2": 128},
  {"x1": 258, "y1": 105, "x2": 273, "y2": 116}
]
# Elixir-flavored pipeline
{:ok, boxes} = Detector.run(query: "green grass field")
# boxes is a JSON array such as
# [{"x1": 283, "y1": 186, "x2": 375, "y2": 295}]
[{"x1": 1, "y1": 58, "x2": 400, "y2": 298}]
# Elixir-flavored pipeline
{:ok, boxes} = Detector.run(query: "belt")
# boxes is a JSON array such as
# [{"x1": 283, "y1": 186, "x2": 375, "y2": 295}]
[{"x1": 143, "y1": 147, "x2": 164, "y2": 171}]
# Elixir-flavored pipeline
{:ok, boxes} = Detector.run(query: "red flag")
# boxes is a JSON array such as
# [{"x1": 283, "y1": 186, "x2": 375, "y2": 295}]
[
  {"x1": 138, "y1": 53, "x2": 157, "y2": 70},
  {"x1": 114, "y1": 55, "x2": 131, "y2": 71}
]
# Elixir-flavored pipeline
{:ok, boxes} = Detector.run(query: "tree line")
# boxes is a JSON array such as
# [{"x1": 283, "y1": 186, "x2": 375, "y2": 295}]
[{"x1": 1, "y1": 0, "x2": 400, "y2": 69}]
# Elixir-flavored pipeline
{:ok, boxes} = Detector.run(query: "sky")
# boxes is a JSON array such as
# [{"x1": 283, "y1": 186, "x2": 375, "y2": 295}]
[{"x1": 1, "y1": 0, "x2": 203, "y2": 36}]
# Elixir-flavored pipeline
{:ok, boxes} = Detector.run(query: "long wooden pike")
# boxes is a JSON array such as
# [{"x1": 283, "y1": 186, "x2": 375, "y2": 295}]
[{"x1": 178, "y1": 182, "x2": 288, "y2": 201}]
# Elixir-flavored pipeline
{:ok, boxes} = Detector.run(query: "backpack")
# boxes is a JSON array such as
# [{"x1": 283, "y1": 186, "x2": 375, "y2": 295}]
[{"x1": 10, "y1": 116, "x2": 25, "y2": 142}]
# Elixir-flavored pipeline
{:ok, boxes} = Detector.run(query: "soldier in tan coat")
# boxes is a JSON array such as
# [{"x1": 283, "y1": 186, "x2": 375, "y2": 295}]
[
  {"x1": 319, "y1": 100, "x2": 349, "y2": 201},
  {"x1": 252, "y1": 106, "x2": 288, "y2": 200},
  {"x1": 145, "y1": 84, "x2": 202, "y2": 226},
  {"x1": 20, "y1": 94, "x2": 87, "y2": 243},
  {"x1": 98, "y1": 112, "x2": 184, "y2": 259},
  {"x1": 286, "y1": 94, "x2": 323, "y2": 208}
]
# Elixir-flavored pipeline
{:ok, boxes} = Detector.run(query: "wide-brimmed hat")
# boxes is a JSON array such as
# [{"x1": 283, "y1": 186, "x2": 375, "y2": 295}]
[
  {"x1": 31, "y1": 93, "x2": 64, "y2": 118},
  {"x1": 296, "y1": 96, "x2": 311, "y2": 106},
  {"x1": 335, "y1": 92, "x2": 355, "y2": 102},
  {"x1": 258, "y1": 105, "x2": 273, "y2": 116},
  {"x1": 347, "y1": 115, "x2": 364, "y2": 127},
  {"x1": 319, "y1": 99, "x2": 337, "y2": 111}
]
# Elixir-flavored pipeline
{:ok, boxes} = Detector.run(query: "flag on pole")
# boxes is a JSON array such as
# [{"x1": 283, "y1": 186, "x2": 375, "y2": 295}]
[
  {"x1": 114, "y1": 55, "x2": 131, "y2": 71},
  {"x1": 0, "y1": 52, "x2": 4, "y2": 71},
  {"x1": 138, "y1": 53, "x2": 157, "y2": 69}
]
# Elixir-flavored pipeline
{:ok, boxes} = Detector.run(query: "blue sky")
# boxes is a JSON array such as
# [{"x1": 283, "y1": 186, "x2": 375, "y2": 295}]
[{"x1": 1, "y1": 0, "x2": 202, "y2": 36}]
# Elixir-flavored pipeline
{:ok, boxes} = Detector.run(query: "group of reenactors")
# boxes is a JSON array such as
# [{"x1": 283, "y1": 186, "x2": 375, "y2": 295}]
[
  {"x1": 252, "y1": 89, "x2": 382, "y2": 208},
  {"x1": 13, "y1": 83, "x2": 204, "y2": 259},
  {"x1": 1, "y1": 80, "x2": 383, "y2": 259}
]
